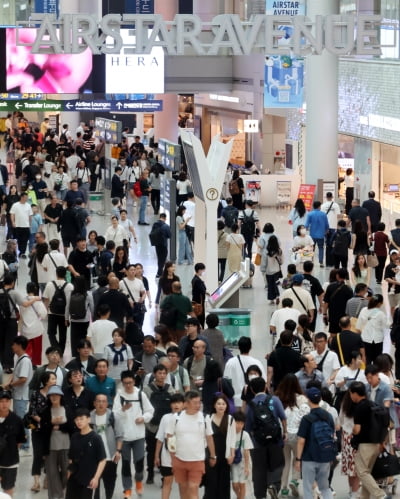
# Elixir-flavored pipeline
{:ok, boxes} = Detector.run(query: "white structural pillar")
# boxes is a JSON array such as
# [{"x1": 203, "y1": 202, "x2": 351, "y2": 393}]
[
  {"x1": 154, "y1": 0, "x2": 179, "y2": 143},
  {"x1": 180, "y1": 131, "x2": 233, "y2": 292},
  {"x1": 305, "y1": 0, "x2": 339, "y2": 191}
]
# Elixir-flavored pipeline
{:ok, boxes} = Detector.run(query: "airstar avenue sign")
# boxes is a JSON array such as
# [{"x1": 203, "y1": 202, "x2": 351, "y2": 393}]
[{"x1": 17, "y1": 13, "x2": 389, "y2": 57}]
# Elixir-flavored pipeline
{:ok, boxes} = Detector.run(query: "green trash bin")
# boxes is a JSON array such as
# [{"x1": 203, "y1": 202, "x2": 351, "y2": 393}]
[{"x1": 212, "y1": 308, "x2": 251, "y2": 347}]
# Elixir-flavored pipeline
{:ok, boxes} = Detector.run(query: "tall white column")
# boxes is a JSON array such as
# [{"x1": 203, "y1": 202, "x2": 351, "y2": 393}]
[
  {"x1": 154, "y1": 0, "x2": 179, "y2": 144},
  {"x1": 305, "y1": 0, "x2": 339, "y2": 191}
]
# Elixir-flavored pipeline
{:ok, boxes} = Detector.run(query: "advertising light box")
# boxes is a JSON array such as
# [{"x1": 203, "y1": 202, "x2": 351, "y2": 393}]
[{"x1": 106, "y1": 29, "x2": 164, "y2": 94}]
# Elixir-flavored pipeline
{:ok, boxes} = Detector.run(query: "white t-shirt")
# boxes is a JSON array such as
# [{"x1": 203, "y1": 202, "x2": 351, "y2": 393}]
[
  {"x1": 183, "y1": 200, "x2": 195, "y2": 227},
  {"x1": 281, "y1": 286, "x2": 316, "y2": 315},
  {"x1": 156, "y1": 412, "x2": 176, "y2": 467},
  {"x1": 43, "y1": 280, "x2": 74, "y2": 315},
  {"x1": 321, "y1": 200, "x2": 341, "y2": 229},
  {"x1": 310, "y1": 348, "x2": 340, "y2": 381},
  {"x1": 12, "y1": 354, "x2": 33, "y2": 400},
  {"x1": 20, "y1": 298, "x2": 47, "y2": 339},
  {"x1": 224, "y1": 355, "x2": 266, "y2": 406},
  {"x1": 42, "y1": 251, "x2": 68, "y2": 282},
  {"x1": 270, "y1": 308, "x2": 301, "y2": 336},
  {"x1": 95, "y1": 413, "x2": 111, "y2": 460},
  {"x1": 166, "y1": 410, "x2": 213, "y2": 461},
  {"x1": 87, "y1": 319, "x2": 119, "y2": 354},
  {"x1": 119, "y1": 277, "x2": 145, "y2": 302},
  {"x1": 10, "y1": 202, "x2": 32, "y2": 228}
]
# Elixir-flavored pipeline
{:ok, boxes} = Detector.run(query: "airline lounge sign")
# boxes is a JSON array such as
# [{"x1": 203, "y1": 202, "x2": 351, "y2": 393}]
[{"x1": 18, "y1": 13, "x2": 388, "y2": 56}]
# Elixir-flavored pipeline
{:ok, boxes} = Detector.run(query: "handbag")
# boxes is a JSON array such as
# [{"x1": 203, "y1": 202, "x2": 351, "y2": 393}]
[
  {"x1": 372, "y1": 450, "x2": 400, "y2": 479},
  {"x1": 367, "y1": 252, "x2": 378, "y2": 268},
  {"x1": 192, "y1": 301, "x2": 203, "y2": 316},
  {"x1": 254, "y1": 253, "x2": 261, "y2": 266}
]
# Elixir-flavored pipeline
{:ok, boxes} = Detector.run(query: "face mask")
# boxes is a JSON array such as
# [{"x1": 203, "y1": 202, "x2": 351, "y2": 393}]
[
  {"x1": 248, "y1": 374, "x2": 259, "y2": 381},
  {"x1": 28, "y1": 186, "x2": 33, "y2": 190},
  {"x1": 300, "y1": 228, "x2": 307, "y2": 235},
  {"x1": 35, "y1": 175, "x2": 41, "y2": 181}
]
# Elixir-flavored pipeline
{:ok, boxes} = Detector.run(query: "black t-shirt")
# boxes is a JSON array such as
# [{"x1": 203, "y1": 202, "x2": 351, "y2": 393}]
[
  {"x1": 44, "y1": 203, "x2": 63, "y2": 222},
  {"x1": 348, "y1": 206, "x2": 370, "y2": 232},
  {"x1": 302, "y1": 274, "x2": 324, "y2": 304},
  {"x1": 330, "y1": 330, "x2": 364, "y2": 366},
  {"x1": 353, "y1": 398, "x2": 373, "y2": 444},
  {"x1": 68, "y1": 249, "x2": 93, "y2": 279},
  {"x1": 268, "y1": 346, "x2": 303, "y2": 389},
  {"x1": 384, "y1": 263, "x2": 400, "y2": 294},
  {"x1": 68, "y1": 431, "x2": 106, "y2": 486}
]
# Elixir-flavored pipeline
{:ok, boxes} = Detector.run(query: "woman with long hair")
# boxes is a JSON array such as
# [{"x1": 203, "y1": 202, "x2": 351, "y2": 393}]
[
  {"x1": 112, "y1": 245, "x2": 129, "y2": 281},
  {"x1": 192, "y1": 262, "x2": 207, "y2": 328},
  {"x1": 356, "y1": 293, "x2": 389, "y2": 364},
  {"x1": 288, "y1": 198, "x2": 307, "y2": 237},
  {"x1": 351, "y1": 219, "x2": 369, "y2": 256},
  {"x1": 33, "y1": 241, "x2": 49, "y2": 292},
  {"x1": 2, "y1": 184, "x2": 19, "y2": 239},
  {"x1": 372, "y1": 221, "x2": 390, "y2": 285},
  {"x1": 154, "y1": 324, "x2": 177, "y2": 353},
  {"x1": 339, "y1": 391, "x2": 359, "y2": 498},
  {"x1": 230, "y1": 169, "x2": 244, "y2": 210},
  {"x1": 265, "y1": 235, "x2": 283, "y2": 305},
  {"x1": 28, "y1": 371, "x2": 57, "y2": 492},
  {"x1": 274, "y1": 374, "x2": 310, "y2": 497},
  {"x1": 226, "y1": 223, "x2": 245, "y2": 275},
  {"x1": 176, "y1": 205, "x2": 193, "y2": 265},
  {"x1": 2, "y1": 238, "x2": 18, "y2": 280},
  {"x1": 66, "y1": 275, "x2": 94, "y2": 355},
  {"x1": 297, "y1": 314, "x2": 314, "y2": 353},
  {"x1": 202, "y1": 360, "x2": 235, "y2": 415},
  {"x1": 203, "y1": 394, "x2": 236, "y2": 499},
  {"x1": 155, "y1": 261, "x2": 180, "y2": 306},
  {"x1": 350, "y1": 253, "x2": 370, "y2": 288}
]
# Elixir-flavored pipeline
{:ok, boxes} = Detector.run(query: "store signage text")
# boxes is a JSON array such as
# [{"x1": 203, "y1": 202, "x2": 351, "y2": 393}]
[{"x1": 18, "y1": 13, "x2": 386, "y2": 56}]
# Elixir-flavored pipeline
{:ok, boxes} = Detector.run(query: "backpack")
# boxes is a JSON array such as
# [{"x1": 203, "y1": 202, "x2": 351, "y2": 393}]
[
  {"x1": 369, "y1": 401, "x2": 390, "y2": 444},
  {"x1": 305, "y1": 410, "x2": 337, "y2": 462},
  {"x1": 249, "y1": 395, "x2": 282, "y2": 446},
  {"x1": 60, "y1": 131, "x2": 68, "y2": 143},
  {"x1": 149, "y1": 384, "x2": 172, "y2": 426},
  {"x1": 49, "y1": 281, "x2": 67, "y2": 315},
  {"x1": 0, "y1": 290, "x2": 12, "y2": 320},
  {"x1": 223, "y1": 206, "x2": 238, "y2": 228},
  {"x1": 69, "y1": 292, "x2": 87, "y2": 320},
  {"x1": 133, "y1": 180, "x2": 142, "y2": 197},
  {"x1": 332, "y1": 230, "x2": 350, "y2": 256},
  {"x1": 159, "y1": 305, "x2": 179, "y2": 327},
  {"x1": 149, "y1": 222, "x2": 164, "y2": 247},
  {"x1": 241, "y1": 210, "x2": 255, "y2": 236},
  {"x1": 229, "y1": 179, "x2": 240, "y2": 195}
]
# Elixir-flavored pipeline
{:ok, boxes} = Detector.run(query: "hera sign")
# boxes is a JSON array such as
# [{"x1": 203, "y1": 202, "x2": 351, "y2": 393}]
[{"x1": 17, "y1": 13, "x2": 387, "y2": 56}]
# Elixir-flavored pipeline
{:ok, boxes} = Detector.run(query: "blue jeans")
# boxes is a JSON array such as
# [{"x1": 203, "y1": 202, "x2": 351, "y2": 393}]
[
  {"x1": 13, "y1": 399, "x2": 30, "y2": 449},
  {"x1": 178, "y1": 230, "x2": 192, "y2": 264},
  {"x1": 313, "y1": 237, "x2": 325, "y2": 264},
  {"x1": 139, "y1": 195, "x2": 148, "y2": 223},
  {"x1": 302, "y1": 461, "x2": 332, "y2": 499}
]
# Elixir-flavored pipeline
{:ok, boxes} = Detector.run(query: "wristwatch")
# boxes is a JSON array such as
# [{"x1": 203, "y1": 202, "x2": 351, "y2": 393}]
[
  {"x1": 295, "y1": 457, "x2": 301, "y2": 462},
  {"x1": 209, "y1": 456, "x2": 217, "y2": 460}
]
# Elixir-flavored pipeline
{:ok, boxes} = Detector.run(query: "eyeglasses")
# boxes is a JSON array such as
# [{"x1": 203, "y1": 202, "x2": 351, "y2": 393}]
[{"x1": 122, "y1": 380, "x2": 134, "y2": 385}]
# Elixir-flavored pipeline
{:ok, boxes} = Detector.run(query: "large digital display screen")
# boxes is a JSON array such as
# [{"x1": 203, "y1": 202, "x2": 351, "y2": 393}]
[{"x1": 105, "y1": 29, "x2": 164, "y2": 94}]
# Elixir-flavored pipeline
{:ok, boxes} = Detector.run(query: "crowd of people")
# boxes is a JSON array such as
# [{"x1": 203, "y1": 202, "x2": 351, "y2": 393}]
[{"x1": 0, "y1": 114, "x2": 398, "y2": 499}]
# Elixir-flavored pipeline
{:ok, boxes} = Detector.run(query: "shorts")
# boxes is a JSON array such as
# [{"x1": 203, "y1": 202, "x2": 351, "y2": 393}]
[
  {"x1": 62, "y1": 235, "x2": 76, "y2": 247},
  {"x1": 231, "y1": 461, "x2": 246, "y2": 484},
  {"x1": 0, "y1": 467, "x2": 17, "y2": 491},
  {"x1": 388, "y1": 292, "x2": 400, "y2": 308},
  {"x1": 160, "y1": 466, "x2": 173, "y2": 477},
  {"x1": 171, "y1": 456, "x2": 205, "y2": 485}
]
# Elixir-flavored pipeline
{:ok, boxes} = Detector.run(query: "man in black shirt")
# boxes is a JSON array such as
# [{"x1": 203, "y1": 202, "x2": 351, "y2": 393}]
[
  {"x1": 97, "y1": 277, "x2": 132, "y2": 328},
  {"x1": 362, "y1": 191, "x2": 382, "y2": 233},
  {"x1": 66, "y1": 408, "x2": 106, "y2": 499},
  {"x1": 330, "y1": 316, "x2": 365, "y2": 366},
  {"x1": 349, "y1": 382, "x2": 389, "y2": 499},
  {"x1": 348, "y1": 198, "x2": 371, "y2": 233},
  {"x1": 68, "y1": 237, "x2": 94, "y2": 289},
  {"x1": 322, "y1": 268, "x2": 353, "y2": 333},
  {"x1": 0, "y1": 389, "x2": 25, "y2": 496},
  {"x1": 302, "y1": 261, "x2": 324, "y2": 331},
  {"x1": 267, "y1": 330, "x2": 302, "y2": 390},
  {"x1": 44, "y1": 195, "x2": 63, "y2": 240}
]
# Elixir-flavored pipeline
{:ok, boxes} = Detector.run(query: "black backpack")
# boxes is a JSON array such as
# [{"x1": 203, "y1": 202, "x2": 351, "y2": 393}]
[
  {"x1": 223, "y1": 206, "x2": 238, "y2": 228},
  {"x1": 69, "y1": 292, "x2": 87, "y2": 320},
  {"x1": 241, "y1": 210, "x2": 256, "y2": 236},
  {"x1": 249, "y1": 395, "x2": 282, "y2": 446},
  {"x1": 49, "y1": 282, "x2": 67, "y2": 315},
  {"x1": 149, "y1": 384, "x2": 172, "y2": 426},
  {"x1": 0, "y1": 290, "x2": 12, "y2": 320},
  {"x1": 149, "y1": 222, "x2": 164, "y2": 247},
  {"x1": 332, "y1": 230, "x2": 350, "y2": 256},
  {"x1": 369, "y1": 401, "x2": 390, "y2": 444}
]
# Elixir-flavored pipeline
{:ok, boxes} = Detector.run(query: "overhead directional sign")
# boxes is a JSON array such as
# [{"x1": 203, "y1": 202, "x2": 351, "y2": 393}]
[{"x1": 0, "y1": 99, "x2": 163, "y2": 112}]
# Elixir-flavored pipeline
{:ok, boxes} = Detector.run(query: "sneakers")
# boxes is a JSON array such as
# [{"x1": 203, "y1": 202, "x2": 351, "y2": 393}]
[
  {"x1": 268, "y1": 486, "x2": 279, "y2": 499},
  {"x1": 135, "y1": 481, "x2": 143, "y2": 496},
  {"x1": 289, "y1": 480, "x2": 299, "y2": 497},
  {"x1": 123, "y1": 489, "x2": 132, "y2": 498},
  {"x1": 280, "y1": 489, "x2": 289, "y2": 497},
  {"x1": 146, "y1": 474, "x2": 154, "y2": 484}
]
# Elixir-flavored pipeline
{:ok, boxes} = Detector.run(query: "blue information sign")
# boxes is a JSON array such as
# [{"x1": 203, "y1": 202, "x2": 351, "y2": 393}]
[
  {"x1": 125, "y1": 0, "x2": 154, "y2": 14},
  {"x1": 34, "y1": 0, "x2": 59, "y2": 16}
]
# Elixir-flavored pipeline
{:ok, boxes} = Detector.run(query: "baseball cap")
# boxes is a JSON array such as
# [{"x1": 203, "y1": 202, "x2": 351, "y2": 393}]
[
  {"x1": 292, "y1": 273, "x2": 304, "y2": 284},
  {"x1": 0, "y1": 390, "x2": 12, "y2": 400},
  {"x1": 306, "y1": 387, "x2": 321, "y2": 404}
]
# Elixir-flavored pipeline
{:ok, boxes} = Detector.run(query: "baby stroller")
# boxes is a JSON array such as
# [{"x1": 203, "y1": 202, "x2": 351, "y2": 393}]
[{"x1": 372, "y1": 448, "x2": 400, "y2": 496}]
